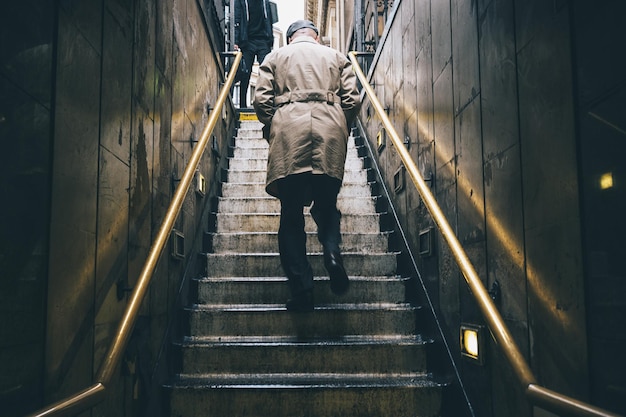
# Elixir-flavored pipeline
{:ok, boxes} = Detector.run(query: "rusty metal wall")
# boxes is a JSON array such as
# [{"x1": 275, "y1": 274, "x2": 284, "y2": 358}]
[
  {"x1": 572, "y1": 1, "x2": 626, "y2": 414},
  {"x1": 355, "y1": 0, "x2": 624, "y2": 416},
  {"x1": 0, "y1": 1, "x2": 55, "y2": 415},
  {"x1": 0, "y1": 0, "x2": 233, "y2": 415}
]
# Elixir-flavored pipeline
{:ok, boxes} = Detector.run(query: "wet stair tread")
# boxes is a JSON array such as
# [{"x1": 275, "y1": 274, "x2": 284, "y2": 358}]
[
  {"x1": 187, "y1": 302, "x2": 417, "y2": 311},
  {"x1": 180, "y1": 334, "x2": 431, "y2": 346},
  {"x1": 196, "y1": 275, "x2": 403, "y2": 282},
  {"x1": 170, "y1": 372, "x2": 444, "y2": 389}
]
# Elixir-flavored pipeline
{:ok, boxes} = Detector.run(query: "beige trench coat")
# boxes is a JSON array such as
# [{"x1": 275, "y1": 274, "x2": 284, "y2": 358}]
[{"x1": 253, "y1": 36, "x2": 361, "y2": 198}]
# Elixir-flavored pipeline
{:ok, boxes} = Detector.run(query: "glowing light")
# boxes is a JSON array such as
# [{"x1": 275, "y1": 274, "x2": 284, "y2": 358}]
[
  {"x1": 463, "y1": 329, "x2": 479, "y2": 357},
  {"x1": 460, "y1": 324, "x2": 484, "y2": 364},
  {"x1": 600, "y1": 172, "x2": 613, "y2": 190}
]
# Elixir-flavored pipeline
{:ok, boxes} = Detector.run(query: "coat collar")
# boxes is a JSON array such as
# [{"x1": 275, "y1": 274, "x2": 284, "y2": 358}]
[{"x1": 289, "y1": 36, "x2": 318, "y2": 45}]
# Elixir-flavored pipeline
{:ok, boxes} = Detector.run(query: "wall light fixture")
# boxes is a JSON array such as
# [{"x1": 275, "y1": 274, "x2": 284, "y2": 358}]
[{"x1": 460, "y1": 323, "x2": 485, "y2": 365}]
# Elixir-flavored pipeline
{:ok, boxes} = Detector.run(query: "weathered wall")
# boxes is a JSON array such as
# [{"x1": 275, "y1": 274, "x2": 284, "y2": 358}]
[
  {"x1": 0, "y1": 2, "x2": 55, "y2": 415},
  {"x1": 355, "y1": 0, "x2": 602, "y2": 416},
  {"x1": 572, "y1": 2, "x2": 626, "y2": 414},
  {"x1": 0, "y1": 0, "x2": 233, "y2": 415}
]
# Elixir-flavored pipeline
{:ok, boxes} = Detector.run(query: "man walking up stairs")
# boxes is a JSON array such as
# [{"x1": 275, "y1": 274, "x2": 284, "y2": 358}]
[{"x1": 166, "y1": 114, "x2": 445, "y2": 416}]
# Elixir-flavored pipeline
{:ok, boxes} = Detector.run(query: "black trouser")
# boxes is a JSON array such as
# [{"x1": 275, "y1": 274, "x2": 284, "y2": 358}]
[
  {"x1": 277, "y1": 173, "x2": 342, "y2": 297},
  {"x1": 239, "y1": 40, "x2": 271, "y2": 107}
]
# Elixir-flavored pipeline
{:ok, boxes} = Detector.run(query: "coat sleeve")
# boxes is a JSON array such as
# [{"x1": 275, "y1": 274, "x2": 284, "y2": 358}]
[
  {"x1": 252, "y1": 57, "x2": 276, "y2": 130},
  {"x1": 337, "y1": 56, "x2": 361, "y2": 127}
]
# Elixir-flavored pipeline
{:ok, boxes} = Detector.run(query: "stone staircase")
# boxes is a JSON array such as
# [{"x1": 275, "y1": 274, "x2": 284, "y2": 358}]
[{"x1": 166, "y1": 113, "x2": 445, "y2": 416}]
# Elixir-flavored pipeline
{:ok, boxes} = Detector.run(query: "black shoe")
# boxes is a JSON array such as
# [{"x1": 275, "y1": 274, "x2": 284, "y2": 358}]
[
  {"x1": 286, "y1": 290, "x2": 314, "y2": 312},
  {"x1": 324, "y1": 251, "x2": 349, "y2": 295}
]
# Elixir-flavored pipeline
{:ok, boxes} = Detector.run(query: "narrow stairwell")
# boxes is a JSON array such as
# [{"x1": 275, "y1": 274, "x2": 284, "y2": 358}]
[{"x1": 166, "y1": 113, "x2": 445, "y2": 416}]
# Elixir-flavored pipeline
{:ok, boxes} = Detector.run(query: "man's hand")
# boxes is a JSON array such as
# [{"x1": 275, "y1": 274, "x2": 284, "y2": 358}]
[{"x1": 262, "y1": 124, "x2": 271, "y2": 141}]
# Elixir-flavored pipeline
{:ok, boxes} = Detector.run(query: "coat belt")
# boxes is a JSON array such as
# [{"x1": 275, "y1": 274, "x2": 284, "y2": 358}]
[{"x1": 274, "y1": 90, "x2": 340, "y2": 106}]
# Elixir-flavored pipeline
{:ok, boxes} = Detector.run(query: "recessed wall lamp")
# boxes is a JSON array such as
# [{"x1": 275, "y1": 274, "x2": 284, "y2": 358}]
[
  {"x1": 460, "y1": 323, "x2": 486, "y2": 365},
  {"x1": 394, "y1": 165, "x2": 406, "y2": 194},
  {"x1": 418, "y1": 227, "x2": 434, "y2": 257},
  {"x1": 377, "y1": 128, "x2": 386, "y2": 152},
  {"x1": 599, "y1": 172, "x2": 614, "y2": 190},
  {"x1": 195, "y1": 171, "x2": 206, "y2": 197},
  {"x1": 171, "y1": 229, "x2": 185, "y2": 260}
]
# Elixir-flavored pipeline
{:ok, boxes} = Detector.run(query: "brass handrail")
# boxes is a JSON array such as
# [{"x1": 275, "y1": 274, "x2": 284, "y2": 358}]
[
  {"x1": 26, "y1": 51, "x2": 243, "y2": 417},
  {"x1": 348, "y1": 51, "x2": 620, "y2": 417}
]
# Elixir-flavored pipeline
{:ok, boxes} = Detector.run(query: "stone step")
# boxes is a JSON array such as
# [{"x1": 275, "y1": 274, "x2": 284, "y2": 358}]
[
  {"x1": 167, "y1": 373, "x2": 443, "y2": 417},
  {"x1": 221, "y1": 169, "x2": 267, "y2": 184},
  {"x1": 234, "y1": 129, "x2": 265, "y2": 140},
  {"x1": 231, "y1": 140, "x2": 267, "y2": 151},
  {"x1": 194, "y1": 276, "x2": 406, "y2": 305},
  {"x1": 185, "y1": 303, "x2": 419, "y2": 337},
  {"x1": 214, "y1": 212, "x2": 382, "y2": 233},
  {"x1": 208, "y1": 231, "x2": 390, "y2": 253},
  {"x1": 221, "y1": 182, "x2": 374, "y2": 199},
  {"x1": 224, "y1": 167, "x2": 369, "y2": 184},
  {"x1": 175, "y1": 335, "x2": 431, "y2": 374},
  {"x1": 205, "y1": 252, "x2": 397, "y2": 278},
  {"x1": 238, "y1": 114, "x2": 261, "y2": 122},
  {"x1": 233, "y1": 134, "x2": 361, "y2": 149},
  {"x1": 230, "y1": 146, "x2": 267, "y2": 160},
  {"x1": 230, "y1": 142, "x2": 361, "y2": 160},
  {"x1": 228, "y1": 155, "x2": 365, "y2": 171},
  {"x1": 215, "y1": 195, "x2": 378, "y2": 214}
]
